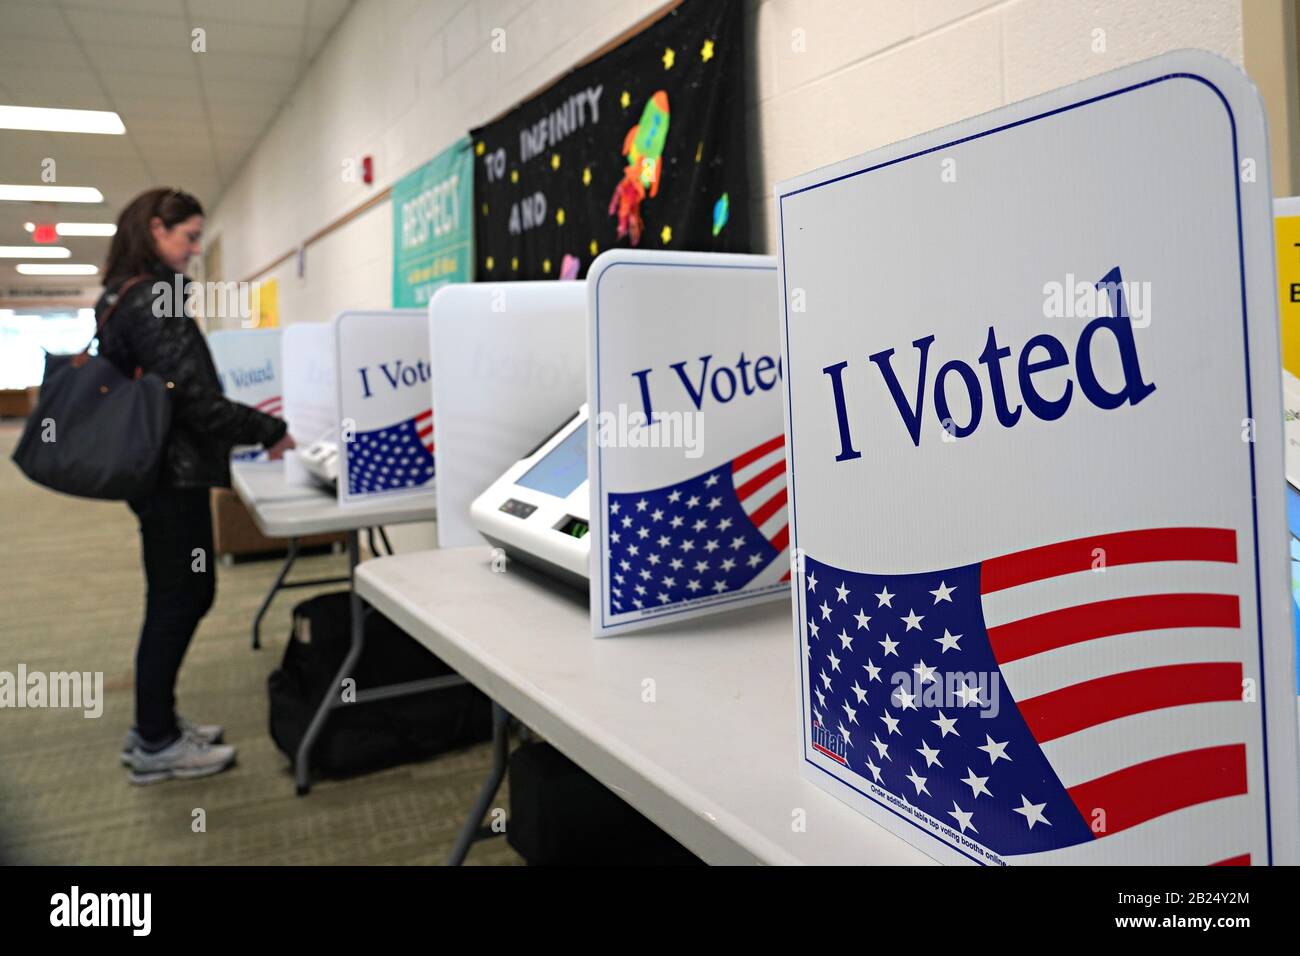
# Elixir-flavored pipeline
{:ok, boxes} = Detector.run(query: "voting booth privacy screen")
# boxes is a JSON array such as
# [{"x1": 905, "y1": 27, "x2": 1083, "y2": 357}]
[
  {"x1": 587, "y1": 250, "x2": 787, "y2": 637},
  {"x1": 429, "y1": 281, "x2": 587, "y2": 549},
  {"x1": 282, "y1": 322, "x2": 339, "y2": 449},
  {"x1": 776, "y1": 51, "x2": 1298, "y2": 865},
  {"x1": 207, "y1": 328, "x2": 283, "y2": 461},
  {"x1": 335, "y1": 310, "x2": 435, "y2": 505}
]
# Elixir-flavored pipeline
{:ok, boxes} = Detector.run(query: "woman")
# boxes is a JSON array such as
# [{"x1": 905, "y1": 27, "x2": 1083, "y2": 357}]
[{"x1": 96, "y1": 188, "x2": 294, "y2": 784}]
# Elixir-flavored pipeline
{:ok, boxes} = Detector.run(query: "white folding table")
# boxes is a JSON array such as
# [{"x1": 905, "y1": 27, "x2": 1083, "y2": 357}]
[{"x1": 355, "y1": 545, "x2": 934, "y2": 865}]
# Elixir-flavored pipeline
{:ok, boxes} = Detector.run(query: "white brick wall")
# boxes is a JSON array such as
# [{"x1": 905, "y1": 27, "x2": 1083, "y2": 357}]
[{"x1": 209, "y1": 0, "x2": 1244, "y2": 325}]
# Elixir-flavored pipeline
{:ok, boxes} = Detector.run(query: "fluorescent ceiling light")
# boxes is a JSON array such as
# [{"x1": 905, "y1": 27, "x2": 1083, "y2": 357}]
[
  {"x1": 0, "y1": 185, "x2": 104, "y2": 203},
  {"x1": 15, "y1": 263, "x2": 98, "y2": 275},
  {"x1": 0, "y1": 246, "x2": 70, "y2": 258},
  {"x1": 58, "y1": 222, "x2": 116, "y2": 236},
  {"x1": 25, "y1": 222, "x2": 117, "y2": 236},
  {"x1": 0, "y1": 105, "x2": 125, "y2": 135}
]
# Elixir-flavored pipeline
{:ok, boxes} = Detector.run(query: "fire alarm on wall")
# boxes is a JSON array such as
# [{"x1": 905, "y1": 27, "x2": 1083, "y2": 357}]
[{"x1": 362, "y1": 155, "x2": 373, "y2": 185}]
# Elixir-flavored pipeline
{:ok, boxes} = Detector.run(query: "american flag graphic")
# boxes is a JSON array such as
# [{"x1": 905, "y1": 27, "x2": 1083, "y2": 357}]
[
  {"x1": 346, "y1": 408, "x2": 435, "y2": 495},
  {"x1": 802, "y1": 527, "x2": 1260, "y2": 864},
  {"x1": 607, "y1": 435, "x2": 790, "y2": 615}
]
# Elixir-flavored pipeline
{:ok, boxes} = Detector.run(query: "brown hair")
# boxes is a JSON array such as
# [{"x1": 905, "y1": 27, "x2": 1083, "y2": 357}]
[{"x1": 103, "y1": 187, "x2": 204, "y2": 287}]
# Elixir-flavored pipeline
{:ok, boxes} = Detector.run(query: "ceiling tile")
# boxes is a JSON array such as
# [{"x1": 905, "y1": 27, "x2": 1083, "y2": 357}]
[
  {"x1": 0, "y1": 3, "x2": 70, "y2": 41},
  {"x1": 0, "y1": 38, "x2": 91, "y2": 73},
  {"x1": 61, "y1": 1, "x2": 187, "y2": 18},
  {"x1": 189, "y1": 0, "x2": 308, "y2": 28},
  {"x1": 80, "y1": 42, "x2": 198, "y2": 77},
  {"x1": 0, "y1": 68, "x2": 108, "y2": 110},
  {"x1": 188, "y1": 20, "x2": 303, "y2": 57},
  {"x1": 198, "y1": 51, "x2": 300, "y2": 84},
  {"x1": 63, "y1": 8, "x2": 188, "y2": 49},
  {"x1": 1, "y1": 0, "x2": 358, "y2": 302}
]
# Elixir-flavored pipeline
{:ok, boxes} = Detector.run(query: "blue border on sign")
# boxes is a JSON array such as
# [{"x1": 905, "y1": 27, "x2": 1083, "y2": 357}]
[
  {"x1": 778, "y1": 72, "x2": 1273, "y2": 865},
  {"x1": 593, "y1": 260, "x2": 784, "y2": 633}
]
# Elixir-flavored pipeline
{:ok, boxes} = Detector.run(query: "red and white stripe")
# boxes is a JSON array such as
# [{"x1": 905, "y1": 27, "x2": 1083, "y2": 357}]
[
  {"x1": 981, "y1": 527, "x2": 1259, "y2": 865},
  {"x1": 731, "y1": 435, "x2": 789, "y2": 576},
  {"x1": 254, "y1": 394, "x2": 283, "y2": 418},
  {"x1": 414, "y1": 407, "x2": 434, "y2": 455}
]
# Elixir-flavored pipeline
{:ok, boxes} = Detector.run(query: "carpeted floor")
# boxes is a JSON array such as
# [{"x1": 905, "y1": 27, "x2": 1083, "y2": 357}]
[{"x1": 0, "y1": 424, "x2": 520, "y2": 865}]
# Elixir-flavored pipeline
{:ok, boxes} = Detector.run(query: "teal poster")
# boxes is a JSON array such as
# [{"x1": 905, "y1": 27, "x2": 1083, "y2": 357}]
[{"x1": 392, "y1": 136, "x2": 473, "y2": 307}]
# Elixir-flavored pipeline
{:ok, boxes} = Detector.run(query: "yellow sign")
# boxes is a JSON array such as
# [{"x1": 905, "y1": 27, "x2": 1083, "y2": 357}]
[
  {"x1": 1277, "y1": 206, "x2": 1300, "y2": 377},
  {"x1": 1276, "y1": 199, "x2": 1300, "y2": 486},
  {"x1": 253, "y1": 278, "x2": 279, "y2": 329}
]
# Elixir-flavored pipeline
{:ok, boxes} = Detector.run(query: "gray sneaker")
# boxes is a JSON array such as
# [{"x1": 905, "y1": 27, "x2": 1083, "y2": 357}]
[
  {"x1": 127, "y1": 732, "x2": 237, "y2": 785},
  {"x1": 121, "y1": 717, "x2": 224, "y2": 767}
]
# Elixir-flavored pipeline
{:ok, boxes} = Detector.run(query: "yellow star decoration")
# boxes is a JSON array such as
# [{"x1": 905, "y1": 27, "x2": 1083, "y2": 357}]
[
  {"x1": 485, "y1": 256, "x2": 494, "y2": 271},
  {"x1": 475, "y1": 141, "x2": 485, "y2": 155},
  {"x1": 511, "y1": 257, "x2": 519, "y2": 272},
  {"x1": 555, "y1": 208, "x2": 565, "y2": 226},
  {"x1": 510, "y1": 169, "x2": 519, "y2": 184},
  {"x1": 662, "y1": 47, "x2": 675, "y2": 70},
  {"x1": 620, "y1": 90, "x2": 630, "y2": 109},
  {"x1": 551, "y1": 153, "x2": 560, "y2": 170},
  {"x1": 701, "y1": 39, "x2": 714, "y2": 62},
  {"x1": 543, "y1": 258, "x2": 552, "y2": 274},
  {"x1": 582, "y1": 166, "x2": 592, "y2": 187},
  {"x1": 589, "y1": 239, "x2": 598, "y2": 256},
  {"x1": 695, "y1": 141, "x2": 703, "y2": 163},
  {"x1": 481, "y1": 202, "x2": 489, "y2": 216},
  {"x1": 660, "y1": 225, "x2": 672, "y2": 245}
]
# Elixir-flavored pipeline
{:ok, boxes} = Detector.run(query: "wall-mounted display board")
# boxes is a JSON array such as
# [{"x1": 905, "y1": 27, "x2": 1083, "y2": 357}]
[
  {"x1": 587, "y1": 249, "x2": 785, "y2": 636},
  {"x1": 428, "y1": 281, "x2": 587, "y2": 548},
  {"x1": 776, "y1": 50, "x2": 1298, "y2": 865},
  {"x1": 208, "y1": 327, "x2": 282, "y2": 461},
  {"x1": 471, "y1": 0, "x2": 750, "y2": 283},
  {"x1": 335, "y1": 309, "x2": 435, "y2": 505},
  {"x1": 393, "y1": 136, "x2": 475, "y2": 308}
]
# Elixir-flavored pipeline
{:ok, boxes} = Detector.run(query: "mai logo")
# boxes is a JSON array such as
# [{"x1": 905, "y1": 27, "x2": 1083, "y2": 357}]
[{"x1": 810, "y1": 719, "x2": 847, "y2": 765}]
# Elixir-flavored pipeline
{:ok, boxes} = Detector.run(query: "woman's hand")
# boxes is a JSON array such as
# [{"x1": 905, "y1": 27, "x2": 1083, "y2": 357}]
[{"x1": 266, "y1": 433, "x2": 296, "y2": 461}]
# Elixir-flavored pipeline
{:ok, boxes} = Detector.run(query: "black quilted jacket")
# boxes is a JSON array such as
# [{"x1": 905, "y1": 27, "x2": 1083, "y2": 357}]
[{"x1": 95, "y1": 267, "x2": 287, "y2": 489}]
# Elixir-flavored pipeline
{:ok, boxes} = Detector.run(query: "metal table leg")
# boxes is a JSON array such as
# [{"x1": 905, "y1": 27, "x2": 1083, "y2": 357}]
[
  {"x1": 251, "y1": 537, "x2": 350, "y2": 651},
  {"x1": 447, "y1": 701, "x2": 511, "y2": 865},
  {"x1": 252, "y1": 536, "x2": 299, "y2": 650},
  {"x1": 295, "y1": 530, "x2": 363, "y2": 796}
]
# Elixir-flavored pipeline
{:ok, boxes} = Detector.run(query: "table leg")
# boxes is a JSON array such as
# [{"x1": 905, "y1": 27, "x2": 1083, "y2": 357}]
[
  {"x1": 294, "y1": 530, "x2": 362, "y2": 796},
  {"x1": 447, "y1": 701, "x2": 510, "y2": 865},
  {"x1": 252, "y1": 536, "x2": 299, "y2": 650}
]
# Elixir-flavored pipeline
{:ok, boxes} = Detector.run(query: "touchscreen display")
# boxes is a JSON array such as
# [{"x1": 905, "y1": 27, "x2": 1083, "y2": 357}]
[{"x1": 517, "y1": 420, "x2": 588, "y2": 498}]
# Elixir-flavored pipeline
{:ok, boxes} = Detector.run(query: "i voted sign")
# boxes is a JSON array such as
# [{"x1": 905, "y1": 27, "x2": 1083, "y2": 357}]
[
  {"x1": 335, "y1": 309, "x2": 435, "y2": 504},
  {"x1": 587, "y1": 250, "x2": 788, "y2": 637},
  {"x1": 776, "y1": 51, "x2": 1298, "y2": 865},
  {"x1": 207, "y1": 328, "x2": 282, "y2": 461}
]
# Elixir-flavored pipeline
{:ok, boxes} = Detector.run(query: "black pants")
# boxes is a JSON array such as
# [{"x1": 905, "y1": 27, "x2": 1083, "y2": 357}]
[{"x1": 128, "y1": 486, "x2": 215, "y2": 744}]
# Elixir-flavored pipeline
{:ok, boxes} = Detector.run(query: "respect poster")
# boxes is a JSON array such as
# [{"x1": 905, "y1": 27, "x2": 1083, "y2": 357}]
[{"x1": 392, "y1": 136, "x2": 474, "y2": 307}]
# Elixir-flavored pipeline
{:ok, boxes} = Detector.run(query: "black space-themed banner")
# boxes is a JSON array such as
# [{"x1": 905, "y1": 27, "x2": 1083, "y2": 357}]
[{"x1": 471, "y1": 0, "x2": 751, "y2": 281}]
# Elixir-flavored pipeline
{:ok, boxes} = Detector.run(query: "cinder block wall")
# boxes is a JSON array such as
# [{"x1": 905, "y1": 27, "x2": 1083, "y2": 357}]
[
  {"x1": 209, "y1": 0, "x2": 1243, "y2": 322},
  {"x1": 206, "y1": 0, "x2": 1244, "y2": 550}
]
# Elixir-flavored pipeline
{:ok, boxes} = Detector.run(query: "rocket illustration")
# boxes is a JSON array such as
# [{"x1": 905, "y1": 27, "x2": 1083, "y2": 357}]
[{"x1": 609, "y1": 90, "x2": 670, "y2": 246}]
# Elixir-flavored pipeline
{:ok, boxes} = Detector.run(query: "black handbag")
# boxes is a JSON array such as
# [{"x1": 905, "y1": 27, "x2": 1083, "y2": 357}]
[{"x1": 11, "y1": 275, "x2": 172, "y2": 500}]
